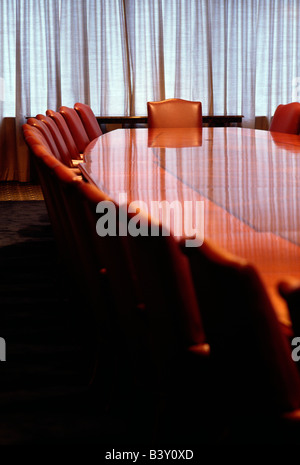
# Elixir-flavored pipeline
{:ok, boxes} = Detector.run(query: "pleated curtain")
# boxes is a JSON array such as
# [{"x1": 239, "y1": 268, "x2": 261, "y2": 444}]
[{"x1": 1, "y1": 0, "x2": 300, "y2": 180}]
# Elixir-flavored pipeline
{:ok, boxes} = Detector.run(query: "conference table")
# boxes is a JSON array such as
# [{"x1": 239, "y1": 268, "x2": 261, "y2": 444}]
[{"x1": 79, "y1": 127, "x2": 300, "y2": 328}]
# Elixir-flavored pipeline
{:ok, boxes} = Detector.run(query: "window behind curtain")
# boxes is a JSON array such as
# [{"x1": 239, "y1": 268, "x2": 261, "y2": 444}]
[{"x1": 1, "y1": 0, "x2": 300, "y2": 128}]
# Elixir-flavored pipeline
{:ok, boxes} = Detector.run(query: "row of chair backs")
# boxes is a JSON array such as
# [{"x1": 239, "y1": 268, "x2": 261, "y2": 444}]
[
  {"x1": 147, "y1": 98, "x2": 300, "y2": 135},
  {"x1": 26, "y1": 100, "x2": 300, "y2": 146},
  {"x1": 26, "y1": 103, "x2": 102, "y2": 167},
  {"x1": 44, "y1": 110, "x2": 81, "y2": 160},
  {"x1": 22, "y1": 118, "x2": 209, "y2": 400},
  {"x1": 28, "y1": 115, "x2": 75, "y2": 167}
]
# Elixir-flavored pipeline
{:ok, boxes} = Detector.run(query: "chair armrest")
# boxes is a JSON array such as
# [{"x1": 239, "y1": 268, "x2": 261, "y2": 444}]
[
  {"x1": 278, "y1": 278, "x2": 300, "y2": 298},
  {"x1": 187, "y1": 343, "x2": 210, "y2": 357},
  {"x1": 278, "y1": 279, "x2": 300, "y2": 336},
  {"x1": 72, "y1": 159, "x2": 83, "y2": 166},
  {"x1": 70, "y1": 168, "x2": 82, "y2": 176},
  {"x1": 282, "y1": 408, "x2": 300, "y2": 421}
]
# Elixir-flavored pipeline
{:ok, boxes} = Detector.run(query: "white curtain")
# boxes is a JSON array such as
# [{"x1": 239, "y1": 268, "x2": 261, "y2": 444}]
[{"x1": 1, "y1": 0, "x2": 300, "y2": 180}]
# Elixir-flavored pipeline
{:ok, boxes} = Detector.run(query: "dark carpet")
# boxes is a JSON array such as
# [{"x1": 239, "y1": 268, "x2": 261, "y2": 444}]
[{"x1": 0, "y1": 201, "x2": 133, "y2": 445}]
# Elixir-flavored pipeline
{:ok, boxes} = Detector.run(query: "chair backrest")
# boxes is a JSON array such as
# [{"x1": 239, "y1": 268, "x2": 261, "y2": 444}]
[
  {"x1": 36, "y1": 114, "x2": 74, "y2": 167},
  {"x1": 27, "y1": 117, "x2": 64, "y2": 163},
  {"x1": 73, "y1": 180, "x2": 148, "y2": 389},
  {"x1": 270, "y1": 102, "x2": 300, "y2": 134},
  {"x1": 74, "y1": 180, "x2": 141, "y2": 324},
  {"x1": 74, "y1": 102, "x2": 103, "y2": 141},
  {"x1": 59, "y1": 105, "x2": 90, "y2": 153},
  {"x1": 181, "y1": 238, "x2": 300, "y2": 416},
  {"x1": 46, "y1": 109, "x2": 81, "y2": 160},
  {"x1": 22, "y1": 122, "x2": 53, "y2": 154},
  {"x1": 147, "y1": 98, "x2": 202, "y2": 128},
  {"x1": 123, "y1": 211, "x2": 207, "y2": 378}
]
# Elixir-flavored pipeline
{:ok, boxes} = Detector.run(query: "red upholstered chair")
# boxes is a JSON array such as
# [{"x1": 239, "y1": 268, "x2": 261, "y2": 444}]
[
  {"x1": 270, "y1": 102, "x2": 300, "y2": 134},
  {"x1": 59, "y1": 105, "x2": 90, "y2": 153},
  {"x1": 147, "y1": 98, "x2": 202, "y2": 128},
  {"x1": 27, "y1": 117, "x2": 64, "y2": 163},
  {"x1": 181, "y1": 238, "x2": 300, "y2": 440},
  {"x1": 74, "y1": 102, "x2": 103, "y2": 141},
  {"x1": 22, "y1": 122, "x2": 53, "y2": 154},
  {"x1": 122, "y1": 212, "x2": 210, "y2": 441},
  {"x1": 35, "y1": 114, "x2": 75, "y2": 167},
  {"x1": 125, "y1": 214, "x2": 207, "y2": 368},
  {"x1": 46, "y1": 109, "x2": 81, "y2": 160},
  {"x1": 27, "y1": 116, "x2": 81, "y2": 172}
]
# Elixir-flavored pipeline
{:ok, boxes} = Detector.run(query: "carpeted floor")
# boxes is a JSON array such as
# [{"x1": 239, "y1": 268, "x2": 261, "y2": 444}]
[
  {"x1": 0, "y1": 200, "x2": 50, "y2": 247},
  {"x1": 0, "y1": 182, "x2": 44, "y2": 201}
]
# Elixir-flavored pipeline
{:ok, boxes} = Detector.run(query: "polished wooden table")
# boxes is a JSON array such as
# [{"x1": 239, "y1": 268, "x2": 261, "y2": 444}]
[{"x1": 80, "y1": 127, "x2": 300, "y2": 327}]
